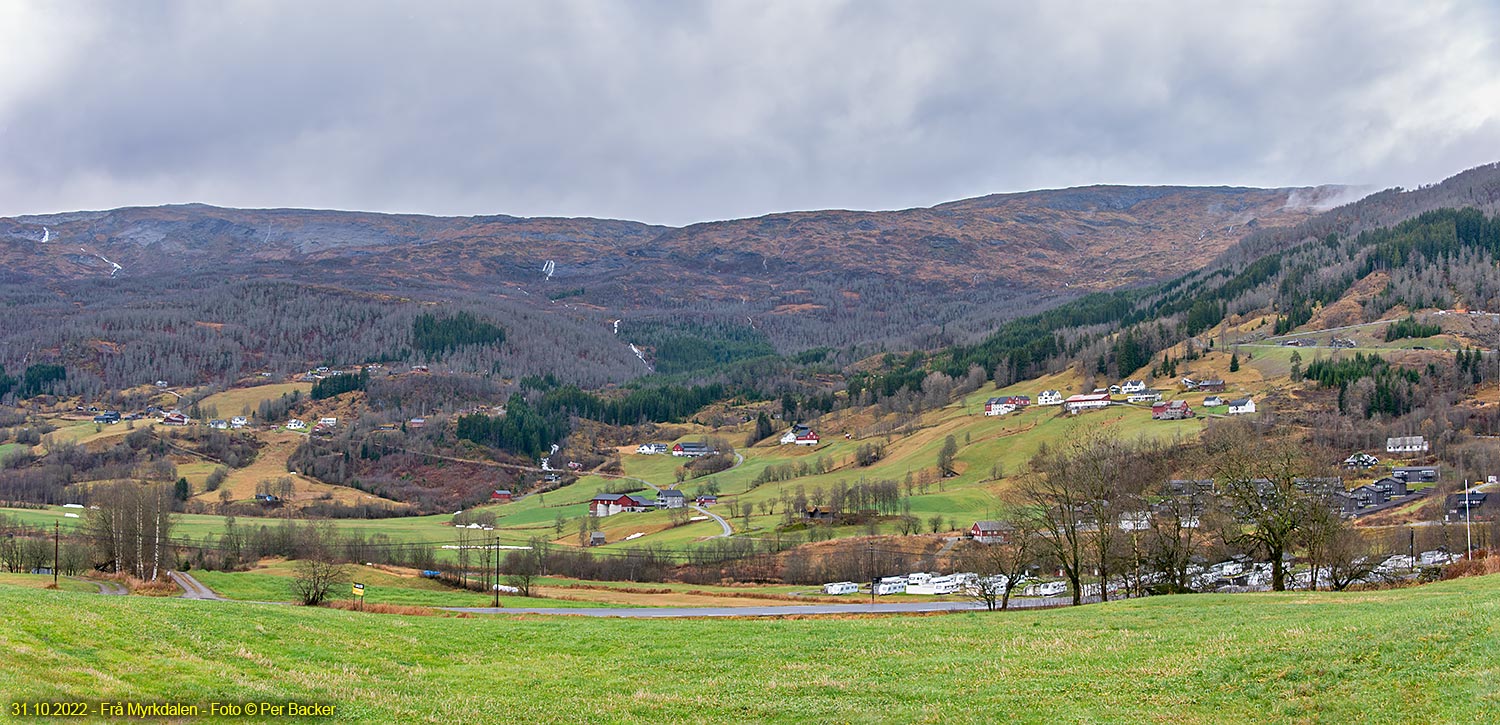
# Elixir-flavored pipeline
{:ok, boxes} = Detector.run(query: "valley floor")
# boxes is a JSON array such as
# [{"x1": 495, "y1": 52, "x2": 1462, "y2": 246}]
[{"x1": 1, "y1": 574, "x2": 1496, "y2": 723}]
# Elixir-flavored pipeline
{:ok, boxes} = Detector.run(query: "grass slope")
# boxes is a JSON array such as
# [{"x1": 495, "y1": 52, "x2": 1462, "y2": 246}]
[{"x1": 1, "y1": 576, "x2": 1497, "y2": 723}]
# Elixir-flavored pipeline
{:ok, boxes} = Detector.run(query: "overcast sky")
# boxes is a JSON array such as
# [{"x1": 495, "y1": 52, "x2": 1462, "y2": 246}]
[{"x1": 1, "y1": 1, "x2": 1498, "y2": 226}]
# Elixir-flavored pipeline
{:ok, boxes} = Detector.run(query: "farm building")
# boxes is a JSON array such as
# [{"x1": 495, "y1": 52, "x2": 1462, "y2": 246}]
[
  {"x1": 1151, "y1": 400, "x2": 1194, "y2": 420},
  {"x1": 672, "y1": 442, "x2": 715, "y2": 458},
  {"x1": 1127, "y1": 390, "x2": 1163, "y2": 403},
  {"x1": 1064, "y1": 393, "x2": 1112, "y2": 414},
  {"x1": 1036, "y1": 390, "x2": 1063, "y2": 406},
  {"x1": 589, "y1": 492, "x2": 652, "y2": 517},
  {"x1": 1195, "y1": 379, "x2": 1227, "y2": 393},
  {"x1": 635, "y1": 443, "x2": 668, "y2": 455},
  {"x1": 490, "y1": 489, "x2": 513, "y2": 503}
]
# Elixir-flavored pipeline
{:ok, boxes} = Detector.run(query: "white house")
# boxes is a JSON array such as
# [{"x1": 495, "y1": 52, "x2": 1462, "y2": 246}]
[
  {"x1": 822, "y1": 581, "x2": 860, "y2": 595},
  {"x1": 286, "y1": 418, "x2": 308, "y2": 431},
  {"x1": 1203, "y1": 396, "x2": 1224, "y2": 407},
  {"x1": 230, "y1": 416, "x2": 249, "y2": 429},
  {"x1": 1120, "y1": 380, "x2": 1147, "y2": 394},
  {"x1": 635, "y1": 443, "x2": 668, "y2": 455},
  {"x1": 1126, "y1": 390, "x2": 1163, "y2": 403},
  {"x1": 1386, "y1": 436, "x2": 1429, "y2": 454},
  {"x1": 1037, "y1": 390, "x2": 1063, "y2": 406},
  {"x1": 1227, "y1": 398, "x2": 1257, "y2": 415},
  {"x1": 984, "y1": 398, "x2": 1016, "y2": 417},
  {"x1": 318, "y1": 417, "x2": 338, "y2": 427},
  {"x1": 1064, "y1": 393, "x2": 1112, "y2": 414}
]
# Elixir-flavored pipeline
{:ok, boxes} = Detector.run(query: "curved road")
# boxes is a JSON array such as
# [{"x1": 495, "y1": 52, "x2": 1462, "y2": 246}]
[{"x1": 444, "y1": 596, "x2": 1086, "y2": 618}]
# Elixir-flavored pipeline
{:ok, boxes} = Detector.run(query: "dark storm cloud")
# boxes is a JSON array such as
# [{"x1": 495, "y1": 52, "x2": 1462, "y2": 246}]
[{"x1": 1, "y1": 0, "x2": 1497, "y2": 225}]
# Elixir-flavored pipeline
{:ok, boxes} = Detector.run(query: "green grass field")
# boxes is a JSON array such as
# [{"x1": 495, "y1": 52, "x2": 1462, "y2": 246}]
[
  {"x1": 0, "y1": 573, "x2": 97, "y2": 593},
  {"x1": 1, "y1": 575, "x2": 1496, "y2": 723}
]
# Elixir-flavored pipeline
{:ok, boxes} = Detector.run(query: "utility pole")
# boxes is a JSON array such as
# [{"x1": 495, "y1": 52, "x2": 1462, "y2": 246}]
[
  {"x1": 53, "y1": 522, "x2": 59, "y2": 587},
  {"x1": 493, "y1": 536, "x2": 501, "y2": 609}
]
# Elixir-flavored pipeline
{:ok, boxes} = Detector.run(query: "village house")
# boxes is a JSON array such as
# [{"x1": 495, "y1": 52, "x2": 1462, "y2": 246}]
[
  {"x1": 985, "y1": 396, "x2": 1031, "y2": 416},
  {"x1": 695, "y1": 494, "x2": 718, "y2": 506},
  {"x1": 1342, "y1": 452, "x2": 1379, "y2": 469},
  {"x1": 490, "y1": 489, "x2": 513, "y2": 503},
  {"x1": 1064, "y1": 392, "x2": 1112, "y2": 414},
  {"x1": 407, "y1": 417, "x2": 426, "y2": 429},
  {"x1": 209, "y1": 419, "x2": 229, "y2": 430},
  {"x1": 1203, "y1": 395, "x2": 1224, "y2": 407},
  {"x1": 1127, "y1": 389, "x2": 1163, "y2": 403},
  {"x1": 968, "y1": 520, "x2": 1013, "y2": 544},
  {"x1": 1152, "y1": 400, "x2": 1194, "y2": 420},
  {"x1": 984, "y1": 398, "x2": 1015, "y2": 416},
  {"x1": 1036, "y1": 390, "x2": 1063, "y2": 406},
  {"x1": 1392, "y1": 466, "x2": 1440, "y2": 483},
  {"x1": 319, "y1": 417, "x2": 338, "y2": 428},
  {"x1": 1227, "y1": 397, "x2": 1256, "y2": 415},
  {"x1": 1386, "y1": 436, "x2": 1429, "y2": 454},
  {"x1": 589, "y1": 492, "x2": 651, "y2": 517},
  {"x1": 1446, "y1": 492, "x2": 1492, "y2": 519},
  {"x1": 780, "y1": 425, "x2": 820, "y2": 446},
  {"x1": 1196, "y1": 379, "x2": 1227, "y2": 393},
  {"x1": 286, "y1": 418, "x2": 308, "y2": 431},
  {"x1": 230, "y1": 416, "x2": 249, "y2": 429},
  {"x1": 635, "y1": 443, "x2": 668, "y2": 455},
  {"x1": 672, "y1": 441, "x2": 715, "y2": 457},
  {"x1": 1120, "y1": 380, "x2": 1147, "y2": 394},
  {"x1": 656, "y1": 489, "x2": 687, "y2": 509},
  {"x1": 160, "y1": 410, "x2": 191, "y2": 426}
]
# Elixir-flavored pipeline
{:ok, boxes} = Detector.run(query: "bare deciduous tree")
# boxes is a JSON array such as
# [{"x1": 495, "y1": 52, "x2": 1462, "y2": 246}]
[{"x1": 290, "y1": 558, "x2": 349, "y2": 606}]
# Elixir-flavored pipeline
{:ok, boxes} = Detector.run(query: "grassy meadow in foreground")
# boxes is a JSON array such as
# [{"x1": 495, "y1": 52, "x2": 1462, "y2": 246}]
[{"x1": 0, "y1": 575, "x2": 1496, "y2": 723}]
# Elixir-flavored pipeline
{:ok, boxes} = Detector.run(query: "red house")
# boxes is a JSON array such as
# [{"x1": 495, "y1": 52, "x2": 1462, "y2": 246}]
[
  {"x1": 490, "y1": 489, "x2": 513, "y2": 503},
  {"x1": 969, "y1": 520, "x2": 1013, "y2": 544}
]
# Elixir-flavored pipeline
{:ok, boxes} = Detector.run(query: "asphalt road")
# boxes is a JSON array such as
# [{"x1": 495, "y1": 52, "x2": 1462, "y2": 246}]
[{"x1": 443, "y1": 596, "x2": 1084, "y2": 618}]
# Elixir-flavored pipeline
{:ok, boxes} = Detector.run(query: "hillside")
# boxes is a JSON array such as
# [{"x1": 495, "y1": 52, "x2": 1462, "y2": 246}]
[
  {"x1": 0, "y1": 186, "x2": 1326, "y2": 382},
  {"x1": 2, "y1": 574, "x2": 1496, "y2": 722}
]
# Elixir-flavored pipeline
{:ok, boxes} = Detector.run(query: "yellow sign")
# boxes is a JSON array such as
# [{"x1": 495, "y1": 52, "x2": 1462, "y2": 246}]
[{"x1": 352, "y1": 583, "x2": 365, "y2": 597}]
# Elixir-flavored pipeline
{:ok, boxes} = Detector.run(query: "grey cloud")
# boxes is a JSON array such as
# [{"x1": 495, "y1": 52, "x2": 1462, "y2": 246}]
[{"x1": 0, "y1": 0, "x2": 1497, "y2": 225}]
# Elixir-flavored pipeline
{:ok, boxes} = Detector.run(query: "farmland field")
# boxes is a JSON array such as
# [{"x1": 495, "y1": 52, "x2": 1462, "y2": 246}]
[{"x1": 1, "y1": 574, "x2": 1496, "y2": 723}]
